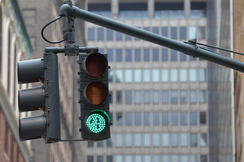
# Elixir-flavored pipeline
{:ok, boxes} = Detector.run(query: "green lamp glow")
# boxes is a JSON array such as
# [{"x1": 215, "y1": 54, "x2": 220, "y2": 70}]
[{"x1": 86, "y1": 110, "x2": 109, "y2": 133}]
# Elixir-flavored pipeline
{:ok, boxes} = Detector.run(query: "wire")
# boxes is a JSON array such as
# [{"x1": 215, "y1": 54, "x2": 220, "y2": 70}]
[{"x1": 41, "y1": 16, "x2": 65, "y2": 44}]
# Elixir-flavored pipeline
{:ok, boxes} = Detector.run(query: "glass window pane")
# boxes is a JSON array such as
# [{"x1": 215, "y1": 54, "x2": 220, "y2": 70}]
[
  {"x1": 97, "y1": 156, "x2": 103, "y2": 162},
  {"x1": 143, "y1": 69, "x2": 151, "y2": 82},
  {"x1": 135, "y1": 155, "x2": 141, "y2": 162},
  {"x1": 171, "y1": 49, "x2": 177, "y2": 61},
  {"x1": 116, "y1": 155, "x2": 123, "y2": 162},
  {"x1": 181, "y1": 133, "x2": 188, "y2": 147},
  {"x1": 107, "y1": 156, "x2": 113, "y2": 162},
  {"x1": 162, "y1": 112, "x2": 169, "y2": 125},
  {"x1": 135, "y1": 48, "x2": 141, "y2": 61},
  {"x1": 125, "y1": 34, "x2": 131, "y2": 40},
  {"x1": 200, "y1": 134, "x2": 207, "y2": 147},
  {"x1": 190, "y1": 133, "x2": 197, "y2": 147},
  {"x1": 161, "y1": 69, "x2": 169, "y2": 82},
  {"x1": 134, "y1": 69, "x2": 142, "y2": 83},
  {"x1": 181, "y1": 112, "x2": 187, "y2": 125},
  {"x1": 109, "y1": 70, "x2": 113, "y2": 83},
  {"x1": 180, "y1": 52, "x2": 186, "y2": 61},
  {"x1": 144, "y1": 48, "x2": 150, "y2": 61},
  {"x1": 172, "y1": 155, "x2": 178, "y2": 162},
  {"x1": 153, "y1": 91, "x2": 159, "y2": 104},
  {"x1": 180, "y1": 27, "x2": 187, "y2": 40},
  {"x1": 116, "y1": 134, "x2": 123, "y2": 147},
  {"x1": 135, "y1": 112, "x2": 141, "y2": 125},
  {"x1": 88, "y1": 28, "x2": 95, "y2": 41},
  {"x1": 198, "y1": 27, "x2": 206, "y2": 40},
  {"x1": 115, "y1": 69, "x2": 123, "y2": 83},
  {"x1": 181, "y1": 155, "x2": 188, "y2": 162},
  {"x1": 199, "y1": 69, "x2": 206, "y2": 82},
  {"x1": 116, "y1": 32, "x2": 122, "y2": 41},
  {"x1": 190, "y1": 90, "x2": 197, "y2": 103},
  {"x1": 125, "y1": 156, "x2": 132, "y2": 162},
  {"x1": 153, "y1": 155, "x2": 160, "y2": 162},
  {"x1": 144, "y1": 155, "x2": 151, "y2": 162},
  {"x1": 152, "y1": 69, "x2": 160, "y2": 82},
  {"x1": 162, "y1": 155, "x2": 169, "y2": 162},
  {"x1": 199, "y1": 90, "x2": 206, "y2": 103},
  {"x1": 171, "y1": 69, "x2": 178, "y2": 82},
  {"x1": 116, "y1": 113, "x2": 122, "y2": 126},
  {"x1": 135, "y1": 91, "x2": 141, "y2": 104},
  {"x1": 153, "y1": 27, "x2": 159, "y2": 34},
  {"x1": 191, "y1": 155, "x2": 198, "y2": 162},
  {"x1": 125, "y1": 69, "x2": 132, "y2": 83},
  {"x1": 172, "y1": 133, "x2": 178, "y2": 147},
  {"x1": 189, "y1": 26, "x2": 196, "y2": 39},
  {"x1": 116, "y1": 49, "x2": 122, "y2": 62},
  {"x1": 189, "y1": 69, "x2": 197, "y2": 82},
  {"x1": 200, "y1": 155, "x2": 207, "y2": 162},
  {"x1": 162, "y1": 133, "x2": 169, "y2": 146},
  {"x1": 190, "y1": 112, "x2": 197, "y2": 125},
  {"x1": 162, "y1": 48, "x2": 168, "y2": 61},
  {"x1": 180, "y1": 69, "x2": 187, "y2": 82},
  {"x1": 88, "y1": 141, "x2": 94, "y2": 147},
  {"x1": 180, "y1": 90, "x2": 187, "y2": 103},
  {"x1": 106, "y1": 134, "x2": 113, "y2": 147},
  {"x1": 143, "y1": 133, "x2": 151, "y2": 147},
  {"x1": 107, "y1": 28, "x2": 113, "y2": 41},
  {"x1": 171, "y1": 27, "x2": 177, "y2": 39},
  {"x1": 125, "y1": 49, "x2": 132, "y2": 62},
  {"x1": 97, "y1": 141, "x2": 103, "y2": 147},
  {"x1": 162, "y1": 90, "x2": 168, "y2": 104},
  {"x1": 162, "y1": 27, "x2": 168, "y2": 37},
  {"x1": 153, "y1": 133, "x2": 160, "y2": 147},
  {"x1": 153, "y1": 48, "x2": 159, "y2": 61},
  {"x1": 125, "y1": 112, "x2": 132, "y2": 126},
  {"x1": 153, "y1": 112, "x2": 159, "y2": 125},
  {"x1": 125, "y1": 133, "x2": 132, "y2": 147},
  {"x1": 125, "y1": 91, "x2": 132, "y2": 104},
  {"x1": 144, "y1": 91, "x2": 150, "y2": 104},
  {"x1": 190, "y1": 56, "x2": 196, "y2": 61},
  {"x1": 144, "y1": 112, "x2": 150, "y2": 125},
  {"x1": 98, "y1": 28, "x2": 104, "y2": 41},
  {"x1": 171, "y1": 112, "x2": 178, "y2": 125},
  {"x1": 171, "y1": 90, "x2": 178, "y2": 104},
  {"x1": 107, "y1": 49, "x2": 113, "y2": 62},
  {"x1": 135, "y1": 134, "x2": 141, "y2": 147},
  {"x1": 200, "y1": 112, "x2": 207, "y2": 125},
  {"x1": 87, "y1": 156, "x2": 94, "y2": 162},
  {"x1": 116, "y1": 91, "x2": 122, "y2": 104}
]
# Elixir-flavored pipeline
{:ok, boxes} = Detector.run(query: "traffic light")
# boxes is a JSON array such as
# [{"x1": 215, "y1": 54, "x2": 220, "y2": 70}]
[
  {"x1": 78, "y1": 52, "x2": 110, "y2": 141},
  {"x1": 18, "y1": 52, "x2": 60, "y2": 143}
]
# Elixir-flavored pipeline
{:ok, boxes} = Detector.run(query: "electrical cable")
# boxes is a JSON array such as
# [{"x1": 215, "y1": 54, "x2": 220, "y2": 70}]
[{"x1": 41, "y1": 16, "x2": 65, "y2": 44}]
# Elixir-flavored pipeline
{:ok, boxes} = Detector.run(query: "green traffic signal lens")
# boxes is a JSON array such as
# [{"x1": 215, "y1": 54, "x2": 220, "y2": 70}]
[{"x1": 86, "y1": 110, "x2": 110, "y2": 134}]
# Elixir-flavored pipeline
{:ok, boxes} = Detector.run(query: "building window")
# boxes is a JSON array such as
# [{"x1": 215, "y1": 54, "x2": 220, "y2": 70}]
[
  {"x1": 152, "y1": 69, "x2": 160, "y2": 82},
  {"x1": 87, "y1": 156, "x2": 94, "y2": 162},
  {"x1": 143, "y1": 133, "x2": 151, "y2": 147},
  {"x1": 107, "y1": 49, "x2": 113, "y2": 62},
  {"x1": 153, "y1": 155, "x2": 160, "y2": 162},
  {"x1": 153, "y1": 49, "x2": 159, "y2": 61},
  {"x1": 144, "y1": 112, "x2": 150, "y2": 126},
  {"x1": 161, "y1": 69, "x2": 169, "y2": 82},
  {"x1": 199, "y1": 69, "x2": 206, "y2": 82},
  {"x1": 87, "y1": 141, "x2": 94, "y2": 147},
  {"x1": 144, "y1": 155, "x2": 151, "y2": 162},
  {"x1": 143, "y1": 27, "x2": 150, "y2": 31},
  {"x1": 153, "y1": 91, "x2": 159, "y2": 104},
  {"x1": 135, "y1": 48, "x2": 141, "y2": 61},
  {"x1": 125, "y1": 34, "x2": 131, "y2": 40},
  {"x1": 134, "y1": 69, "x2": 142, "y2": 83},
  {"x1": 106, "y1": 136, "x2": 113, "y2": 147},
  {"x1": 189, "y1": 69, "x2": 197, "y2": 82},
  {"x1": 125, "y1": 156, "x2": 132, "y2": 162},
  {"x1": 162, "y1": 90, "x2": 168, "y2": 104},
  {"x1": 153, "y1": 133, "x2": 160, "y2": 147},
  {"x1": 180, "y1": 52, "x2": 187, "y2": 61},
  {"x1": 125, "y1": 69, "x2": 132, "y2": 83},
  {"x1": 171, "y1": 27, "x2": 177, "y2": 39},
  {"x1": 200, "y1": 133, "x2": 207, "y2": 147},
  {"x1": 180, "y1": 27, "x2": 187, "y2": 40},
  {"x1": 180, "y1": 69, "x2": 187, "y2": 82},
  {"x1": 135, "y1": 91, "x2": 141, "y2": 104},
  {"x1": 171, "y1": 69, "x2": 178, "y2": 82},
  {"x1": 135, "y1": 112, "x2": 141, "y2": 125},
  {"x1": 108, "y1": 70, "x2": 113, "y2": 83},
  {"x1": 200, "y1": 112, "x2": 207, "y2": 125},
  {"x1": 190, "y1": 133, "x2": 198, "y2": 147},
  {"x1": 88, "y1": 28, "x2": 95, "y2": 41},
  {"x1": 172, "y1": 133, "x2": 178, "y2": 147},
  {"x1": 171, "y1": 49, "x2": 177, "y2": 61},
  {"x1": 107, "y1": 156, "x2": 113, "y2": 162},
  {"x1": 135, "y1": 155, "x2": 142, "y2": 162},
  {"x1": 162, "y1": 48, "x2": 168, "y2": 61},
  {"x1": 180, "y1": 90, "x2": 187, "y2": 103},
  {"x1": 162, "y1": 155, "x2": 169, "y2": 162},
  {"x1": 181, "y1": 155, "x2": 188, "y2": 162},
  {"x1": 22, "y1": 9, "x2": 36, "y2": 25},
  {"x1": 107, "y1": 28, "x2": 113, "y2": 40},
  {"x1": 162, "y1": 133, "x2": 169, "y2": 146},
  {"x1": 190, "y1": 90, "x2": 197, "y2": 103},
  {"x1": 116, "y1": 49, "x2": 122, "y2": 62},
  {"x1": 172, "y1": 155, "x2": 179, "y2": 162},
  {"x1": 97, "y1": 141, "x2": 103, "y2": 148},
  {"x1": 199, "y1": 90, "x2": 206, "y2": 103},
  {"x1": 125, "y1": 133, "x2": 132, "y2": 147},
  {"x1": 144, "y1": 90, "x2": 150, "y2": 104},
  {"x1": 125, "y1": 49, "x2": 132, "y2": 62},
  {"x1": 109, "y1": 91, "x2": 113, "y2": 104},
  {"x1": 153, "y1": 112, "x2": 159, "y2": 125},
  {"x1": 125, "y1": 112, "x2": 132, "y2": 126},
  {"x1": 116, "y1": 113, "x2": 122, "y2": 126},
  {"x1": 153, "y1": 27, "x2": 159, "y2": 34},
  {"x1": 116, "y1": 91, "x2": 122, "y2": 104},
  {"x1": 125, "y1": 91, "x2": 132, "y2": 104},
  {"x1": 144, "y1": 48, "x2": 150, "y2": 61},
  {"x1": 115, "y1": 155, "x2": 123, "y2": 162},
  {"x1": 115, "y1": 70, "x2": 123, "y2": 83},
  {"x1": 190, "y1": 56, "x2": 196, "y2": 61},
  {"x1": 171, "y1": 112, "x2": 178, "y2": 125},
  {"x1": 190, "y1": 112, "x2": 197, "y2": 125},
  {"x1": 171, "y1": 90, "x2": 178, "y2": 104},
  {"x1": 162, "y1": 112, "x2": 169, "y2": 125},
  {"x1": 98, "y1": 28, "x2": 104, "y2": 41},
  {"x1": 143, "y1": 69, "x2": 151, "y2": 82},
  {"x1": 191, "y1": 155, "x2": 198, "y2": 162},
  {"x1": 181, "y1": 133, "x2": 188, "y2": 146},
  {"x1": 116, "y1": 134, "x2": 123, "y2": 147},
  {"x1": 198, "y1": 27, "x2": 206, "y2": 40},
  {"x1": 200, "y1": 155, "x2": 207, "y2": 162},
  {"x1": 189, "y1": 26, "x2": 197, "y2": 39},
  {"x1": 162, "y1": 27, "x2": 168, "y2": 37},
  {"x1": 116, "y1": 32, "x2": 123, "y2": 41},
  {"x1": 181, "y1": 112, "x2": 187, "y2": 125},
  {"x1": 135, "y1": 134, "x2": 141, "y2": 147}
]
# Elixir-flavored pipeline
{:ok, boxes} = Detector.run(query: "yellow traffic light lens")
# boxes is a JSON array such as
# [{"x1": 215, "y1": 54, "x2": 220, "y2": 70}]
[
  {"x1": 86, "y1": 83, "x2": 106, "y2": 105},
  {"x1": 86, "y1": 53, "x2": 107, "y2": 78}
]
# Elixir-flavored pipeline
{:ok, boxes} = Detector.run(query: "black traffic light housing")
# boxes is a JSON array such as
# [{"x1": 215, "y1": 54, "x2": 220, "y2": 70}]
[{"x1": 78, "y1": 53, "x2": 110, "y2": 141}]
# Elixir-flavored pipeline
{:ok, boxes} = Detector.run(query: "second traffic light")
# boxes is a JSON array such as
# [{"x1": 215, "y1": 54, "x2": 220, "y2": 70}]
[{"x1": 78, "y1": 52, "x2": 110, "y2": 141}]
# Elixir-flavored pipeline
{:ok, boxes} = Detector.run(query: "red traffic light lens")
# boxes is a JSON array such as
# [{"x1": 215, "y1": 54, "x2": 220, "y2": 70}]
[
  {"x1": 86, "y1": 83, "x2": 107, "y2": 105},
  {"x1": 86, "y1": 53, "x2": 107, "y2": 78}
]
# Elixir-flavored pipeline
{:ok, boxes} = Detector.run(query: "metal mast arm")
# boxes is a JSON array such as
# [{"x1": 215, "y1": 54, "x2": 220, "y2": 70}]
[{"x1": 59, "y1": 3, "x2": 244, "y2": 73}]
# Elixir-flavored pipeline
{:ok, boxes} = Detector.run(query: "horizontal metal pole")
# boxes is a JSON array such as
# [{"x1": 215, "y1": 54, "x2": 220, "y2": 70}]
[
  {"x1": 44, "y1": 47, "x2": 98, "y2": 53},
  {"x1": 60, "y1": 4, "x2": 244, "y2": 73}
]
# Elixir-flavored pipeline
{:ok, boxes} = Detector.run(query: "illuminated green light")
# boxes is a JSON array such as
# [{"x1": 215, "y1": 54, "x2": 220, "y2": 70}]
[{"x1": 86, "y1": 111, "x2": 109, "y2": 133}]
